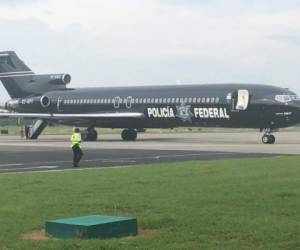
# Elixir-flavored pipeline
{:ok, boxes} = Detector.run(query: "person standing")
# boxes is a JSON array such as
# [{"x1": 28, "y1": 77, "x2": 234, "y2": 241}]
[
  {"x1": 71, "y1": 128, "x2": 83, "y2": 167},
  {"x1": 20, "y1": 126, "x2": 25, "y2": 138},
  {"x1": 24, "y1": 125, "x2": 30, "y2": 139}
]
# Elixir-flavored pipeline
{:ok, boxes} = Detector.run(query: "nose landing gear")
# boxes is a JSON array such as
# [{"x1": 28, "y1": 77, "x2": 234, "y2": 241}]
[
  {"x1": 262, "y1": 134, "x2": 275, "y2": 144},
  {"x1": 261, "y1": 129, "x2": 276, "y2": 144}
]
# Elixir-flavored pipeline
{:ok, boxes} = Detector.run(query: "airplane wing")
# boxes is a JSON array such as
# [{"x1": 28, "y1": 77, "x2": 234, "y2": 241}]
[{"x1": 0, "y1": 112, "x2": 145, "y2": 120}]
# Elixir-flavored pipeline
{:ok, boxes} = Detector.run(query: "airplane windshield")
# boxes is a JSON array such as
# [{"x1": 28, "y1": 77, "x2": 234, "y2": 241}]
[{"x1": 275, "y1": 94, "x2": 300, "y2": 103}]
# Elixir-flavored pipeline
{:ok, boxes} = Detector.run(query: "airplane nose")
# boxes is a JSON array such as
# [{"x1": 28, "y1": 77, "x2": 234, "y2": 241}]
[
  {"x1": 285, "y1": 101, "x2": 300, "y2": 124},
  {"x1": 292, "y1": 100, "x2": 300, "y2": 105},
  {"x1": 292, "y1": 102, "x2": 300, "y2": 122},
  {"x1": 289, "y1": 99, "x2": 300, "y2": 108}
]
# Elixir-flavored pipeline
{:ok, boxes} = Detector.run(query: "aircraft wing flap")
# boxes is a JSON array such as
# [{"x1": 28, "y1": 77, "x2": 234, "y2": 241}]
[{"x1": 0, "y1": 112, "x2": 145, "y2": 120}]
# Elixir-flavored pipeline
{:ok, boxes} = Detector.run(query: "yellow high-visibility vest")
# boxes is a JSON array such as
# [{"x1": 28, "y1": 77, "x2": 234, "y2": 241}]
[{"x1": 71, "y1": 132, "x2": 82, "y2": 147}]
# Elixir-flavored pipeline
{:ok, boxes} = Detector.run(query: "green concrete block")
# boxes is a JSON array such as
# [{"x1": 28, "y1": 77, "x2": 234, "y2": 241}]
[{"x1": 45, "y1": 215, "x2": 138, "y2": 239}]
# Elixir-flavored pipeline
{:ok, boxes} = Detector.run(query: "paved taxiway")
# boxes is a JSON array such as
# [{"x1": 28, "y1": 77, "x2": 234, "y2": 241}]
[{"x1": 0, "y1": 131, "x2": 299, "y2": 174}]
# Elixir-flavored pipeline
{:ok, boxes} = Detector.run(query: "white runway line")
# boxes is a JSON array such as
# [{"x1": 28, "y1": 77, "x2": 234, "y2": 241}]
[
  {"x1": 0, "y1": 166, "x2": 58, "y2": 171},
  {"x1": 1, "y1": 164, "x2": 150, "y2": 175},
  {"x1": 0, "y1": 153, "x2": 227, "y2": 169},
  {"x1": 0, "y1": 163, "x2": 23, "y2": 167},
  {"x1": 0, "y1": 156, "x2": 282, "y2": 175}
]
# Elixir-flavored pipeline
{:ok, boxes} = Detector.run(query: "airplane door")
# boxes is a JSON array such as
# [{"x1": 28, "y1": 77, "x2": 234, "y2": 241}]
[
  {"x1": 231, "y1": 90, "x2": 249, "y2": 111},
  {"x1": 126, "y1": 96, "x2": 133, "y2": 109},
  {"x1": 57, "y1": 97, "x2": 63, "y2": 112},
  {"x1": 113, "y1": 96, "x2": 121, "y2": 109}
]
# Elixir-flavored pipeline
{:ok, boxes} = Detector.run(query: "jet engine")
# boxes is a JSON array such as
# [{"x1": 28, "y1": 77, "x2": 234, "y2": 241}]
[
  {"x1": 4, "y1": 95, "x2": 52, "y2": 112},
  {"x1": 40, "y1": 95, "x2": 51, "y2": 108},
  {"x1": 31, "y1": 73, "x2": 71, "y2": 85},
  {"x1": 24, "y1": 73, "x2": 72, "y2": 95}
]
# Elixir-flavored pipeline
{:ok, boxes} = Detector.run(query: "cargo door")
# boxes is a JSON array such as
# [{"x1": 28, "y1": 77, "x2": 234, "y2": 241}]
[{"x1": 57, "y1": 97, "x2": 63, "y2": 112}]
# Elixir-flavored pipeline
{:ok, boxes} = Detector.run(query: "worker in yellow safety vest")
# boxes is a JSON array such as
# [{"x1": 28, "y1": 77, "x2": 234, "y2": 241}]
[{"x1": 71, "y1": 127, "x2": 83, "y2": 167}]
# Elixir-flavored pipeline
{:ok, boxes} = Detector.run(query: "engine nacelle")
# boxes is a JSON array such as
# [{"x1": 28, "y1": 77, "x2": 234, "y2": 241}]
[
  {"x1": 40, "y1": 95, "x2": 51, "y2": 108},
  {"x1": 31, "y1": 73, "x2": 71, "y2": 85},
  {"x1": 5, "y1": 95, "x2": 52, "y2": 112}
]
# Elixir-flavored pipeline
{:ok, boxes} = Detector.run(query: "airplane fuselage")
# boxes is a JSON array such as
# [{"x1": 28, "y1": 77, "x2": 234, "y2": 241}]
[{"x1": 7, "y1": 83, "x2": 300, "y2": 130}]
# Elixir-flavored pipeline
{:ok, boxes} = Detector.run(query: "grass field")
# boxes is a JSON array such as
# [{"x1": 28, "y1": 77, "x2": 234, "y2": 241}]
[{"x1": 0, "y1": 157, "x2": 300, "y2": 249}]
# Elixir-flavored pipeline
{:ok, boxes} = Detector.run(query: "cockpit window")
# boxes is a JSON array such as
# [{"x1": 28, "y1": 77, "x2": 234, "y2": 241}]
[{"x1": 275, "y1": 95, "x2": 299, "y2": 103}]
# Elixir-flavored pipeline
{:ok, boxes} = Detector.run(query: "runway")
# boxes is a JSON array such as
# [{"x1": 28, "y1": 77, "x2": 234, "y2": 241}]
[{"x1": 1, "y1": 131, "x2": 297, "y2": 174}]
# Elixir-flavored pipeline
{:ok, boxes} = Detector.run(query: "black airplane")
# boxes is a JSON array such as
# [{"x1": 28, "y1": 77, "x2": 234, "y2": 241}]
[{"x1": 0, "y1": 51, "x2": 300, "y2": 144}]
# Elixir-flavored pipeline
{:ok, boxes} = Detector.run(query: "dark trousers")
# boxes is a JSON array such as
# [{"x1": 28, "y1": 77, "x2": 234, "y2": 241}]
[{"x1": 72, "y1": 144, "x2": 83, "y2": 166}]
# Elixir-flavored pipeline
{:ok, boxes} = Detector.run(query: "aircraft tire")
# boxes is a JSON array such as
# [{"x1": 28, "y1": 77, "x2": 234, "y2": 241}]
[
  {"x1": 262, "y1": 135, "x2": 270, "y2": 144},
  {"x1": 262, "y1": 135, "x2": 275, "y2": 144},
  {"x1": 122, "y1": 129, "x2": 137, "y2": 141},
  {"x1": 269, "y1": 135, "x2": 275, "y2": 144},
  {"x1": 83, "y1": 129, "x2": 98, "y2": 141}
]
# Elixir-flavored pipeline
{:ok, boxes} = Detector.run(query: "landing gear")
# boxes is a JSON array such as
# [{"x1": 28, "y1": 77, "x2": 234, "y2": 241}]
[
  {"x1": 82, "y1": 127, "x2": 98, "y2": 141},
  {"x1": 121, "y1": 129, "x2": 137, "y2": 141},
  {"x1": 262, "y1": 134, "x2": 275, "y2": 144},
  {"x1": 261, "y1": 129, "x2": 276, "y2": 144}
]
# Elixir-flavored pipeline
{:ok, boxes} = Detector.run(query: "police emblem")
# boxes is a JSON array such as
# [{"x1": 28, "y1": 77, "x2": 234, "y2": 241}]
[{"x1": 176, "y1": 103, "x2": 193, "y2": 122}]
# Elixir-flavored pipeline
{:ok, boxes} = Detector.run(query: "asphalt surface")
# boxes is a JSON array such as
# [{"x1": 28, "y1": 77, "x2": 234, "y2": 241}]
[
  {"x1": 0, "y1": 144, "x2": 281, "y2": 174},
  {"x1": 2, "y1": 131, "x2": 299, "y2": 174}
]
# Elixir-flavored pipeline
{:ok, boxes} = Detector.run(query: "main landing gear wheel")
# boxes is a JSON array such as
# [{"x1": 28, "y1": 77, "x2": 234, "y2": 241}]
[
  {"x1": 82, "y1": 128, "x2": 98, "y2": 141},
  {"x1": 121, "y1": 129, "x2": 137, "y2": 141},
  {"x1": 262, "y1": 134, "x2": 275, "y2": 144}
]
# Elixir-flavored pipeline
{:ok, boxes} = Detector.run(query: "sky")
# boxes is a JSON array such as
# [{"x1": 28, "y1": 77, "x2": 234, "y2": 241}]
[{"x1": 1, "y1": 0, "x2": 300, "y2": 100}]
